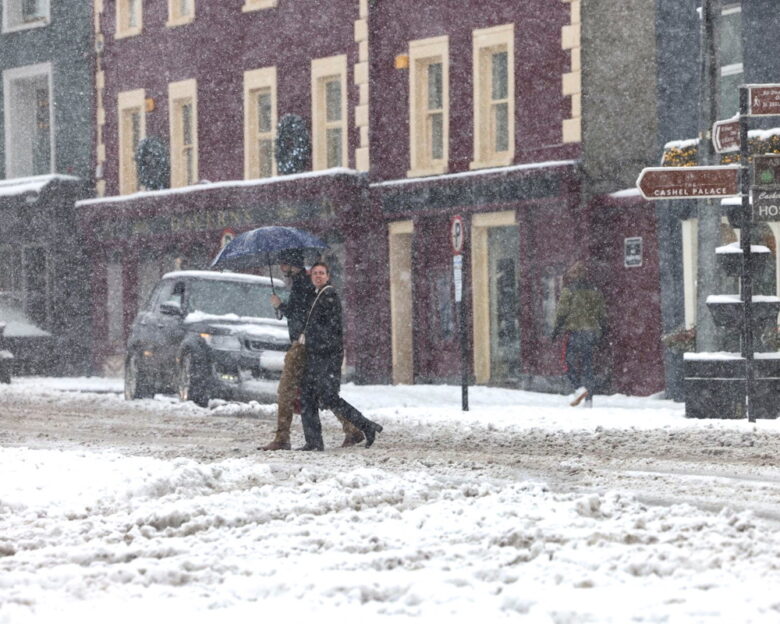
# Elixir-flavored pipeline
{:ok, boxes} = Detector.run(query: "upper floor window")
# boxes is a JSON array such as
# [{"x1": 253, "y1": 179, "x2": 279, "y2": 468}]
[
  {"x1": 244, "y1": 67, "x2": 277, "y2": 178},
  {"x1": 116, "y1": 0, "x2": 142, "y2": 39},
  {"x1": 2, "y1": 0, "x2": 49, "y2": 32},
  {"x1": 3, "y1": 63, "x2": 53, "y2": 178},
  {"x1": 117, "y1": 89, "x2": 145, "y2": 194},
  {"x1": 719, "y1": 4, "x2": 742, "y2": 117},
  {"x1": 471, "y1": 24, "x2": 515, "y2": 169},
  {"x1": 408, "y1": 36, "x2": 449, "y2": 177},
  {"x1": 242, "y1": 0, "x2": 277, "y2": 12},
  {"x1": 169, "y1": 79, "x2": 198, "y2": 187},
  {"x1": 167, "y1": 0, "x2": 194, "y2": 27},
  {"x1": 312, "y1": 56, "x2": 348, "y2": 170}
]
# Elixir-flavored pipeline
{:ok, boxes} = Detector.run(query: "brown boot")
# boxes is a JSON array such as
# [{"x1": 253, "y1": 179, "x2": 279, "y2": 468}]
[
  {"x1": 258, "y1": 438, "x2": 291, "y2": 451},
  {"x1": 340, "y1": 430, "x2": 365, "y2": 447}
]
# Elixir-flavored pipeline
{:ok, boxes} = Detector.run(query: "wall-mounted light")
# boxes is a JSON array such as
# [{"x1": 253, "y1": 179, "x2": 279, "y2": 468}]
[
  {"x1": 145, "y1": 97, "x2": 155, "y2": 112},
  {"x1": 394, "y1": 54, "x2": 409, "y2": 70}
]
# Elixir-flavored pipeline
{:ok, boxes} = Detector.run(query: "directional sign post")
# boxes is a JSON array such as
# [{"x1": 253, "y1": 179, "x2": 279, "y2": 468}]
[
  {"x1": 748, "y1": 84, "x2": 780, "y2": 117},
  {"x1": 712, "y1": 117, "x2": 740, "y2": 153},
  {"x1": 636, "y1": 165, "x2": 741, "y2": 200}
]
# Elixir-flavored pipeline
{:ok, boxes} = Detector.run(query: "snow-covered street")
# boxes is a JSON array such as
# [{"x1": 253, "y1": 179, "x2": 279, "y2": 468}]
[{"x1": 2, "y1": 378, "x2": 780, "y2": 622}]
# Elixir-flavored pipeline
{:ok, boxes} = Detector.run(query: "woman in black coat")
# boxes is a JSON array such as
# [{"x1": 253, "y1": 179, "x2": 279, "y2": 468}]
[{"x1": 298, "y1": 262, "x2": 382, "y2": 450}]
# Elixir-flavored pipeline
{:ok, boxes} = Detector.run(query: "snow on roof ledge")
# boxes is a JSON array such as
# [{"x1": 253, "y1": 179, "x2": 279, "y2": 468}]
[
  {"x1": 0, "y1": 174, "x2": 80, "y2": 199},
  {"x1": 609, "y1": 188, "x2": 642, "y2": 199},
  {"x1": 76, "y1": 168, "x2": 362, "y2": 208}
]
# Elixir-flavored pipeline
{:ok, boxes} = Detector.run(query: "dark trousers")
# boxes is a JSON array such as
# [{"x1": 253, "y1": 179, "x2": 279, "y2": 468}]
[
  {"x1": 565, "y1": 330, "x2": 600, "y2": 395},
  {"x1": 300, "y1": 354, "x2": 374, "y2": 448}
]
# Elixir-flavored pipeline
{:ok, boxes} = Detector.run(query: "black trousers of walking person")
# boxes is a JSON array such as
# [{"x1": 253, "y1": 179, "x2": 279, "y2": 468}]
[{"x1": 300, "y1": 353, "x2": 379, "y2": 450}]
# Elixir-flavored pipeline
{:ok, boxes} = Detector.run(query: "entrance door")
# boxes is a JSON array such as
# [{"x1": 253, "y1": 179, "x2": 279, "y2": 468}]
[
  {"x1": 488, "y1": 226, "x2": 520, "y2": 381},
  {"x1": 471, "y1": 211, "x2": 519, "y2": 384},
  {"x1": 389, "y1": 221, "x2": 414, "y2": 384}
]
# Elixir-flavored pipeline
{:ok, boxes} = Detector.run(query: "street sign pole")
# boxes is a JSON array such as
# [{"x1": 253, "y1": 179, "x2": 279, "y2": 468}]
[
  {"x1": 739, "y1": 86, "x2": 756, "y2": 422},
  {"x1": 450, "y1": 215, "x2": 468, "y2": 412}
]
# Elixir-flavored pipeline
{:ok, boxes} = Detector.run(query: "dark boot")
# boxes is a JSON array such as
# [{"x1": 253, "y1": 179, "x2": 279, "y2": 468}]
[
  {"x1": 258, "y1": 439, "x2": 291, "y2": 451},
  {"x1": 340, "y1": 430, "x2": 365, "y2": 447},
  {"x1": 334, "y1": 398, "x2": 382, "y2": 448}
]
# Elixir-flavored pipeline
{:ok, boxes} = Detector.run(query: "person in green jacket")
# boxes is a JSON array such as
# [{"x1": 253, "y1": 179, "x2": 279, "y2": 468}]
[{"x1": 551, "y1": 261, "x2": 606, "y2": 407}]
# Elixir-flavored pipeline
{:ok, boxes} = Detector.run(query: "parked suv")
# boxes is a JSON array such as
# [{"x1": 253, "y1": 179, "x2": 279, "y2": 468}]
[{"x1": 124, "y1": 270, "x2": 289, "y2": 406}]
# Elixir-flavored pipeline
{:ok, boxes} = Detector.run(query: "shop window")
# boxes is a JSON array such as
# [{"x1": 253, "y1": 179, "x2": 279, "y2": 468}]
[
  {"x1": 408, "y1": 36, "x2": 449, "y2": 177},
  {"x1": 22, "y1": 245, "x2": 48, "y2": 328},
  {"x1": 244, "y1": 67, "x2": 277, "y2": 178},
  {"x1": 0, "y1": 245, "x2": 21, "y2": 300},
  {"x1": 3, "y1": 63, "x2": 53, "y2": 178},
  {"x1": 118, "y1": 89, "x2": 145, "y2": 194},
  {"x1": 116, "y1": 0, "x2": 142, "y2": 38},
  {"x1": 241, "y1": 0, "x2": 277, "y2": 12},
  {"x1": 471, "y1": 24, "x2": 515, "y2": 169},
  {"x1": 167, "y1": 0, "x2": 194, "y2": 27},
  {"x1": 2, "y1": 0, "x2": 49, "y2": 31},
  {"x1": 168, "y1": 79, "x2": 198, "y2": 187},
  {"x1": 312, "y1": 56, "x2": 347, "y2": 170}
]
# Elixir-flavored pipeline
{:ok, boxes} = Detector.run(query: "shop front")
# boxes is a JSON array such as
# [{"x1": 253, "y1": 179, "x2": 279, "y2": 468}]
[
  {"x1": 374, "y1": 161, "x2": 583, "y2": 391},
  {"x1": 77, "y1": 171, "x2": 386, "y2": 380}
]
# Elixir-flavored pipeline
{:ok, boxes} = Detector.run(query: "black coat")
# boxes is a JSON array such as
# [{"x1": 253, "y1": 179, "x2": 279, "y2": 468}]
[
  {"x1": 278, "y1": 269, "x2": 315, "y2": 343},
  {"x1": 302, "y1": 284, "x2": 343, "y2": 404}
]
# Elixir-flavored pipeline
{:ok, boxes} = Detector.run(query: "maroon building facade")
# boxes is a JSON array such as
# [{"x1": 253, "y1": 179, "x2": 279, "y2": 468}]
[{"x1": 77, "y1": 0, "x2": 665, "y2": 396}]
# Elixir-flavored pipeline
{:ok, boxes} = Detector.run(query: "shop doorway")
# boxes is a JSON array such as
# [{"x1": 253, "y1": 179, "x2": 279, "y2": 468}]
[
  {"x1": 389, "y1": 221, "x2": 414, "y2": 384},
  {"x1": 471, "y1": 211, "x2": 519, "y2": 384}
]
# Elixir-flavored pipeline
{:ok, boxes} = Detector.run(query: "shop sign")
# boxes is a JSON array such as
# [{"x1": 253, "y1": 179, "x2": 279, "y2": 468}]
[{"x1": 624, "y1": 237, "x2": 643, "y2": 268}]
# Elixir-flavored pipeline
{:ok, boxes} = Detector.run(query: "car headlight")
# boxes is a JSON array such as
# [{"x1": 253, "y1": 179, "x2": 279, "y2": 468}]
[{"x1": 200, "y1": 333, "x2": 242, "y2": 351}]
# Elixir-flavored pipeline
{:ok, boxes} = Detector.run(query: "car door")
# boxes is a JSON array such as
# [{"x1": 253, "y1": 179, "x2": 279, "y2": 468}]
[{"x1": 149, "y1": 278, "x2": 188, "y2": 375}]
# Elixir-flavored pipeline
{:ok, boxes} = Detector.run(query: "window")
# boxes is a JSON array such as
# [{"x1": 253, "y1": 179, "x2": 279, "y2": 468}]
[
  {"x1": 408, "y1": 36, "x2": 449, "y2": 177},
  {"x1": 244, "y1": 67, "x2": 277, "y2": 178},
  {"x1": 471, "y1": 24, "x2": 515, "y2": 169},
  {"x1": 2, "y1": 0, "x2": 49, "y2": 32},
  {"x1": 0, "y1": 245, "x2": 21, "y2": 299},
  {"x1": 3, "y1": 63, "x2": 53, "y2": 178},
  {"x1": 241, "y1": 0, "x2": 277, "y2": 12},
  {"x1": 168, "y1": 79, "x2": 198, "y2": 187},
  {"x1": 22, "y1": 245, "x2": 48, "y2": 328},
  {"x1": 311, "y1": 56, "x2": 348, "y2": 170},
  {"x1": 167, "y1": 0, "x2": 194, "y2": 27},
  {"x1": 719, "y1": 4, "x2": 742, "y2": 117},
  {"x1": 116, "y1": 0, "x2": 142, "y2": 38},
  {"x1": 117, "y1": 89, "x2": 145, "y2": 194}
]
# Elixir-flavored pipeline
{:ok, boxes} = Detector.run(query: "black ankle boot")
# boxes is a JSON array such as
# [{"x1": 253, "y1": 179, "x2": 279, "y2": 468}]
[
  {"x1": 364, "y1": 422, "x2": 383, "y2": 448},
  {"x1": 296, "y1": 443, "x2": 324, "y2": 451}
]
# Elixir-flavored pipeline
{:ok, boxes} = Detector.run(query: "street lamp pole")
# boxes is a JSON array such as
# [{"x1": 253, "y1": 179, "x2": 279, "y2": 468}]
[{"x1": 695, "y1": 0, "x2": 722, "y2": 352}]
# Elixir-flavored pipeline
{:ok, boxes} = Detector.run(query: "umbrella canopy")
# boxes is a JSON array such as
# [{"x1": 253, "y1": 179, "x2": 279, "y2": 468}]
[{"x1": 210, "y1": 226, "x2": 329, "y2": 271}]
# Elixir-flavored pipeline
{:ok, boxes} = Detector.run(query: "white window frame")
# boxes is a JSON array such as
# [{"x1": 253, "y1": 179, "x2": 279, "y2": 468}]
[
  {"x1": 3, "y1": 62, "x2": 54, "y2": 178},
  {"x1": 241, "y1": 0, "x2": 278, "y2": 12},
  {"x1": 117, "y1": 89, "x2": 146, "y2": 195},
  {"x1": 471, "y1": 24, "x2": 515, "y2": 170},
  {"x1": 167, "y1": 0, "x2": 195, "y2": 27},
  {"x1": 407, "y1": 35, "x2": 449, "y2": 178},
  {"x1": 244, "y1": 67, "x2": 277, "y2": 179},
  {"x1": 116, "y1": 0, "x2": 142, "y2": 39},
  {"x1": 2, "y1": 0, "x2": 50, "y2": 33},
  {"x1": 311, "y1": 55, "x2": 348, "y2": 170},
  {"x1": 168, "y1": 79, "x2": 199, "y2": 188}
]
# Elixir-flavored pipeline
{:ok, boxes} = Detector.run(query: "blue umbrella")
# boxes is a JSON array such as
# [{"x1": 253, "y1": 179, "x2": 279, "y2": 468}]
[{"x1": 210, "y1": 225, "x2": 329, "y2": 293}]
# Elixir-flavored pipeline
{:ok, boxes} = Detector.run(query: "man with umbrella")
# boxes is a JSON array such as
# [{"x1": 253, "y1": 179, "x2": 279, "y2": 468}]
[{"x1": 258, "y1": 249, "x2": 364, "y2": 450}]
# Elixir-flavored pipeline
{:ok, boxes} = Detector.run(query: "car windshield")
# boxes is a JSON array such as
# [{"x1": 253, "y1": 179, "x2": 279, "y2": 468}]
[{"x1": 187, "y1": 279, "x2": 280, "y2": 319}]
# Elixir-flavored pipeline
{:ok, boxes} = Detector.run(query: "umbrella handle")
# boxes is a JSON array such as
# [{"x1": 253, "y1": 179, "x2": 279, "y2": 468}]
[{"x1": 268, "y1": 253, "x2": 283, "y2": 320}]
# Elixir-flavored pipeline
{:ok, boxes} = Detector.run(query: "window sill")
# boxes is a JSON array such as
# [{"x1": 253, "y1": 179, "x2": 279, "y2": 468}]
[
  {"x1": 242, "y1": 0, "x2": 278, "y2": 12},
  {"x1": 115, "y1": 28, "x2": 142, "y2": 40},
  {"x1": 165, "y1": 16, "x2": 195, "y2": 28},
  {"x1": 469, "y1": 155, "x2": 514, "y2": 170},
  {"x1": 2, "y1": 17, "x2": 49, "y2": 33},
  {"x1": 406, "y1": 164, "x2": 448, "y2": 179}
]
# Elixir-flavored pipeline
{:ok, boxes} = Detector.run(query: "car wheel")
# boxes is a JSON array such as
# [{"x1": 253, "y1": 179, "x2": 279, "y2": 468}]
[
  {"x1": 178, "y1": 352, "x2": 209, "y2": 407},
  {"x1": 124, "y1": 351, "x2": 153, "y2": 399}
]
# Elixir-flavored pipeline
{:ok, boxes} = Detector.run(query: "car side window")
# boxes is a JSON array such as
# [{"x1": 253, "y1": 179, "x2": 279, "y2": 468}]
[{"x1": 153, "y1": 280, "x2": 185, "y2": 313}]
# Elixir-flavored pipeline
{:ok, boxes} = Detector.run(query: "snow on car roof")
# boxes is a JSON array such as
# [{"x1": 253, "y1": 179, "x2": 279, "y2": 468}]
[{"x1": 161, "y1": 270, "x2": 286, "y2": 287}]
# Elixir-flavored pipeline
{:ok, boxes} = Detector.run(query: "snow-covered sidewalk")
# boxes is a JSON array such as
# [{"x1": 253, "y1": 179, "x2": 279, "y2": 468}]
[{"x1": 2, "y1": 378, "x2": 780, "y2": 622}]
